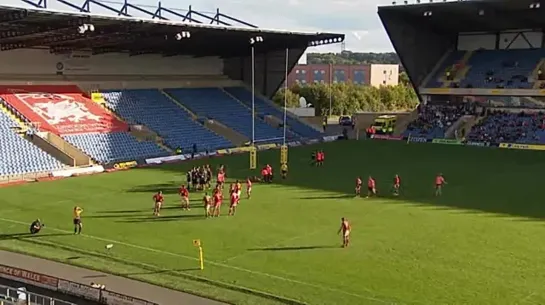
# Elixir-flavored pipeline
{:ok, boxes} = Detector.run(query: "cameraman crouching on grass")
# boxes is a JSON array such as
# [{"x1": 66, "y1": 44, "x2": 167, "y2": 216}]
[{"x1": 29, "y1": 219, "x2": 44, "y2": 234}]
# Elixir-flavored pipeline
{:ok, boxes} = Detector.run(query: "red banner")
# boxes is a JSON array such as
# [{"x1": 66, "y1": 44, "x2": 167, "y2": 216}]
[
  {"x1": 371, "y1": 134, "x2": 403, "y2": 141},
  {"x1": 0, "y1": 265, "x2": 58, "y2": 290},
  {"x1": 57, "y1": 279, "x2": 101, "y2": 301},
  {"x1": 0, "y1": 85, "x2": 127, "y2": 135}
]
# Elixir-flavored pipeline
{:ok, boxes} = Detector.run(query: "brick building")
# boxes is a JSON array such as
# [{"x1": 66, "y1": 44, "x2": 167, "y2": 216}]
[{"x1": 287, "y1": 64, "x2": 399, "y2": 87}]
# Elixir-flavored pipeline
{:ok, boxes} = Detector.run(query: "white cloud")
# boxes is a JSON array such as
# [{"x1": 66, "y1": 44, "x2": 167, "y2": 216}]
[{"x1": 3, "y1": 0, "x2": 396, "y2": 52}]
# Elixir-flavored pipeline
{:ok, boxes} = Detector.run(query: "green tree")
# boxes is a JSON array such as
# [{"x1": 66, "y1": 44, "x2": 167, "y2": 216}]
[
  {"x1": 272, "y1": 82, "x2": 418, "y2": 115},
  {"x1": 272, "y1": 88, "x2": 301, "y2": 108},
  {"x1": 399, "y1": 71, "x2": 410, "y2": 86},
  {"x1": 307, "y1": 51, "x2": 401, "y2": 65}
]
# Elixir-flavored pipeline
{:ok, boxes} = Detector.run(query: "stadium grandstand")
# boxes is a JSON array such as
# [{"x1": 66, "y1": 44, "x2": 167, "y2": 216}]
[
  {"x1": 379, "y1": 0, "x2": 545, "y2": 143},
  {"x1": 0, "y1": 0, "x2": 343, "y2": 180}
]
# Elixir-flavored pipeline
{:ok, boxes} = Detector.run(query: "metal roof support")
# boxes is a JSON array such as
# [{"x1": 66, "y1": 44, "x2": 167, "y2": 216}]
[
  {"x1": 19, "y1": 0, "x2": 257, "y2": 28},
  {"x1": 189, "y1": 7, "x2": 231, "y2": 26},
  {"x1": 214, "y1": 9, "x2": 258, "y2": 28},
  {"x1": 20, "y1": 0, "x2": 46, "y2": 8},
  {"x1": 180, "y1": 5, "x2": 203, "y2": 24},
  {"x1": 156, "y1": 5, "x2": 201, "y2": 23}
]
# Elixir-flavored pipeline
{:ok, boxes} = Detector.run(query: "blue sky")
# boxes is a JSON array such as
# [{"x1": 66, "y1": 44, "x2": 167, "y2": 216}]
[{"x1": 3, "y1": 0, "x2": 399, "y2": 52}]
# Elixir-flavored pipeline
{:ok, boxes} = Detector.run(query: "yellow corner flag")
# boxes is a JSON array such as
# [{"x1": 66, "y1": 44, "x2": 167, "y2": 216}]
[{"x1": 193, "y1": 239, "x2": 204, "y2": 270}]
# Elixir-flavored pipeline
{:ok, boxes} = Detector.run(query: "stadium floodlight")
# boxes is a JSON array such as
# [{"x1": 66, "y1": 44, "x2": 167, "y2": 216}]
[
  {"x1": 77, "y1": 24, "x2": 95, "y2": 34},
  {"x1": 249, "y1": 36, "x2": 263, "y2": 45},
  {"x1": 249, "y1": 35, "x2": 264, "y2": 144},
  {"x1": 175, "y1": 31, "x2": 191, "y2": 40}
]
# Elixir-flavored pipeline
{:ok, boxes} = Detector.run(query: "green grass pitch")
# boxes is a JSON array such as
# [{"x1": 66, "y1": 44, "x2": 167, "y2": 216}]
[{"x1": 1, "y1": 140, "x2": 545, "y2": 305}]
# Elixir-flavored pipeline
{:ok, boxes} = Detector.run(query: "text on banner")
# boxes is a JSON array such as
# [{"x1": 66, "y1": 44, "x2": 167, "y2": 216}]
[
  {"x1": 101, "y1": 290, "x2": 157, "y2": 305},
  {"x1": 57, "y1": 279, "x2": 100, "y2": 301},
  {"x1": 0, "y1": 265, "x2": 58, "y2": 290},
  {"x1": 432, "y1": 139, "x2": 462, "y2": 145}
]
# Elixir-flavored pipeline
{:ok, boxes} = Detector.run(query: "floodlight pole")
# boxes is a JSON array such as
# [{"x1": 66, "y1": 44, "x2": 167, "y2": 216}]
[
  {"x1": 329, "y1": 63, "x2": 333, "y2": 118},
  {"x1": 283, "y1": 48, "x2": 289, "y2": 145},
  {"x1": 251, "y1": 44, "x2": 255, "y2": 144}
]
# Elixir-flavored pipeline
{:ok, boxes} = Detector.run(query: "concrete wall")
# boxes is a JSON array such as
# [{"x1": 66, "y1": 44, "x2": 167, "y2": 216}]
[
  {"x1": 0, "y1": 49, "x2": 223, "y2": 76},
  {"x1": 287, "y1": 107, "x2": 315, "y2": 117},
  {"x1": 370, "y1": 64, "x2": 399, "y2": 87}
]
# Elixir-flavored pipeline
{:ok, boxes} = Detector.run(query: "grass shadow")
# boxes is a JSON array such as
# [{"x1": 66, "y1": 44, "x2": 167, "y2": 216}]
[
  {"x1": 249, "y1": 245, "x2": 338, "y2": 251},
  {"x1": 117, "y1": 214, "x2": 205, "y2": 223},
  {"x1": 0, "y1": 232, "x2": 71, "y2": 241}
]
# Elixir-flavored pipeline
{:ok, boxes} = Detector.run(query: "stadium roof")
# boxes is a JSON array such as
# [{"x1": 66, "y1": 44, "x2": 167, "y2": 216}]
[
  {"x1": 0, "y1": 5, "x2": 344, "y2": 57},
  {"x1": 378, "y1": 0, "x2": 545, "y2": 34}
]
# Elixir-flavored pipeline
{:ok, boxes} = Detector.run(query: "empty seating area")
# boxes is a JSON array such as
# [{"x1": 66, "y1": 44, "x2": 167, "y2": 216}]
[
  {"x1": 165, "y1": 88, "x2": 284, "y2": 143},
  {"x1": 403, "y1": 104, "x2": 465, "y2": 139},
  {"x1": 0, "y1": 111, "x2": 64, "y2": 176},
  {"x1": 224, "y1": 87, "x2": 322, "y2": 139},
  {"x1": 101, "y1": 89, "x2": 233, "y2": 151},
  {"x1": 467, "y1": 111, "x2": 545, "y2": 144},
  {"x1": 63, "y1": 132, "x2": 168, "y2": 164},
  {"x1": 428, "y1": 49, "x2": 545, "y2": 89},
  {"x1": 427, "y1": 51, "x2": 466, "y2": 88}
]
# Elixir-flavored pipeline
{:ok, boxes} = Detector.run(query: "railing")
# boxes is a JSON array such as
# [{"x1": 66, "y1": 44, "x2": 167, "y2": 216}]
[
  {"x1": 0, "y1": 172, "x2": 50, "y2": 185},
  {"x1": 0, "y1": 264, "x2": 158, "y2": 305},
  {"x1": 0, "y1": 284, "x2": 76, "y2": 305}
]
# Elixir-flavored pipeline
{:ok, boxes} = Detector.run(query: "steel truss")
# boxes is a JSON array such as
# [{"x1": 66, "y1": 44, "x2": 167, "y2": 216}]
[{"x1": 20, "y1": 0, "x2": 258, "y2": 28}]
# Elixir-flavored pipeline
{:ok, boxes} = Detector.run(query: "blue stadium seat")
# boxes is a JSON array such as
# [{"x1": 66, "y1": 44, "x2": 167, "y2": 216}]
[
  {"x1": 467, "y1": 112, "x2": 545, "y2": 144},
  {"x1": 0, "y1": 111, "x2": 64, "y2": 176},
  {"x1": 63, "y1": 132, "x2": 168, "y2": 164},
  {"x1": 223, "y1": 87, "x2": 322, "y2": 139},
  {"x1": 165, "y1": 88, "x2": 285, "y2": 144},
  {"x1": 402, "y1": 105, "x2": 464, "y2": 139},
  {"x1": 428, "y1": 49, "x2": 545, "y2": 89},
  {"x1": 101, "y1": 89, "x2": 233, "y2": 152}
]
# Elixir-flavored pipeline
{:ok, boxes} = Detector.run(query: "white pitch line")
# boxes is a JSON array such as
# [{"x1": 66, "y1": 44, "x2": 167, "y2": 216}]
[
  {"x1": 0, "y1": 217, "x2": 398, "y2": 305},
  {"x1": 222, "y1": 229, "x2": 327, "y2": 263}
]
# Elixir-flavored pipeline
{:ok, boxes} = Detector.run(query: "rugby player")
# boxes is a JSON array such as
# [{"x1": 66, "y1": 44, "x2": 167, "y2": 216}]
[{"x1": 73, "y1": 206, "x2": 83, "y2": 234}]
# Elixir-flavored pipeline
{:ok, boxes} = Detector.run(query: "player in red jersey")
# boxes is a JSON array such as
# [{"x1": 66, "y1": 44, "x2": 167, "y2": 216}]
[
  {"x1": 152, "y1": 191, "x2": 164, "y2": 216},
  {"x1": 246, "y1": 177, "x2": 253, "y2": 199},
  {"x1": 229, "y1": 183, "x2": 235, "y2": 195},
  {"x1": 260, "y1": 167, "x2": 268, "y2": 182},
  {"x1": 366, "y1": 176, "x2": 376, "y2": 198},
  {"x1": 212, "y1": 188, "x2": 223, "y2": 217},
  {"x1": 337, "y1": 217, "x2": 351, "y2": 248},
  {"x1": 217, "y1": 170, "x2": 225, "y2": 189},
  {"x1": 317, "y1": 151, "x2": 325, "y2": 166},
  {"x1": 392, "y1": 174, "x2": 401, "y2": 196},
  {"x1": 435, "y1": 173, "x2": 447, "y2": 196},
  {"x1": 266, "y1": 164, "x2": 273, "y2": 182},
  {"x1": 179, "y1": 185, "x2": 190, "y2": 210},
  {"x1": 228, "y1": 190, "x2": 239, "y2": 216},
  {"x1": 234, "y1": 180, "x2": 242, "y2": 198},
  {"x1": 355, "y1": 177, "x2": 362, "y2": 197},
  {"x1": 203, "y1": 192, "x2": 212, "y2": 217}
]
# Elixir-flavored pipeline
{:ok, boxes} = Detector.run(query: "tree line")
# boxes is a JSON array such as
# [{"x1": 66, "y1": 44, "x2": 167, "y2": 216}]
[
  {"x1": 307, "y1": 51, "x2": 401, "y2": 65},
  {"x1": 272, "y1": 82, "x2": 418, "y2": 116}
]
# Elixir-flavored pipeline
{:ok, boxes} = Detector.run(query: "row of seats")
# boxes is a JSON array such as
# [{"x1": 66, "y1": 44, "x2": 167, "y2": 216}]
[
  {"x1": 164, "y1": 88, "x2": 286, "y2": 143},
  {"x1": 467, "y1": 111, "x2": 545, "y2": 144},
  {"x1": 402, "y1": 104, "x2": 465, "y2": 139},
  {"x1": 428, "y1": 49, "x2": 545, "y2": 89},
  {"x1": 0, "y1": 111, "x2": 64, "y2": 176},
  {"x1": 62, "y1": 132, "x2": 169, "y2": 164},
  {"x1": 223, "y1": 87, "x2": 322, "y2": 139},
  {"x1": 0, "y1": 85, "x2": 321, "y2": 176},
  {"x1": 101, "y1": 89, "x2": 233, "y2": 152}
]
